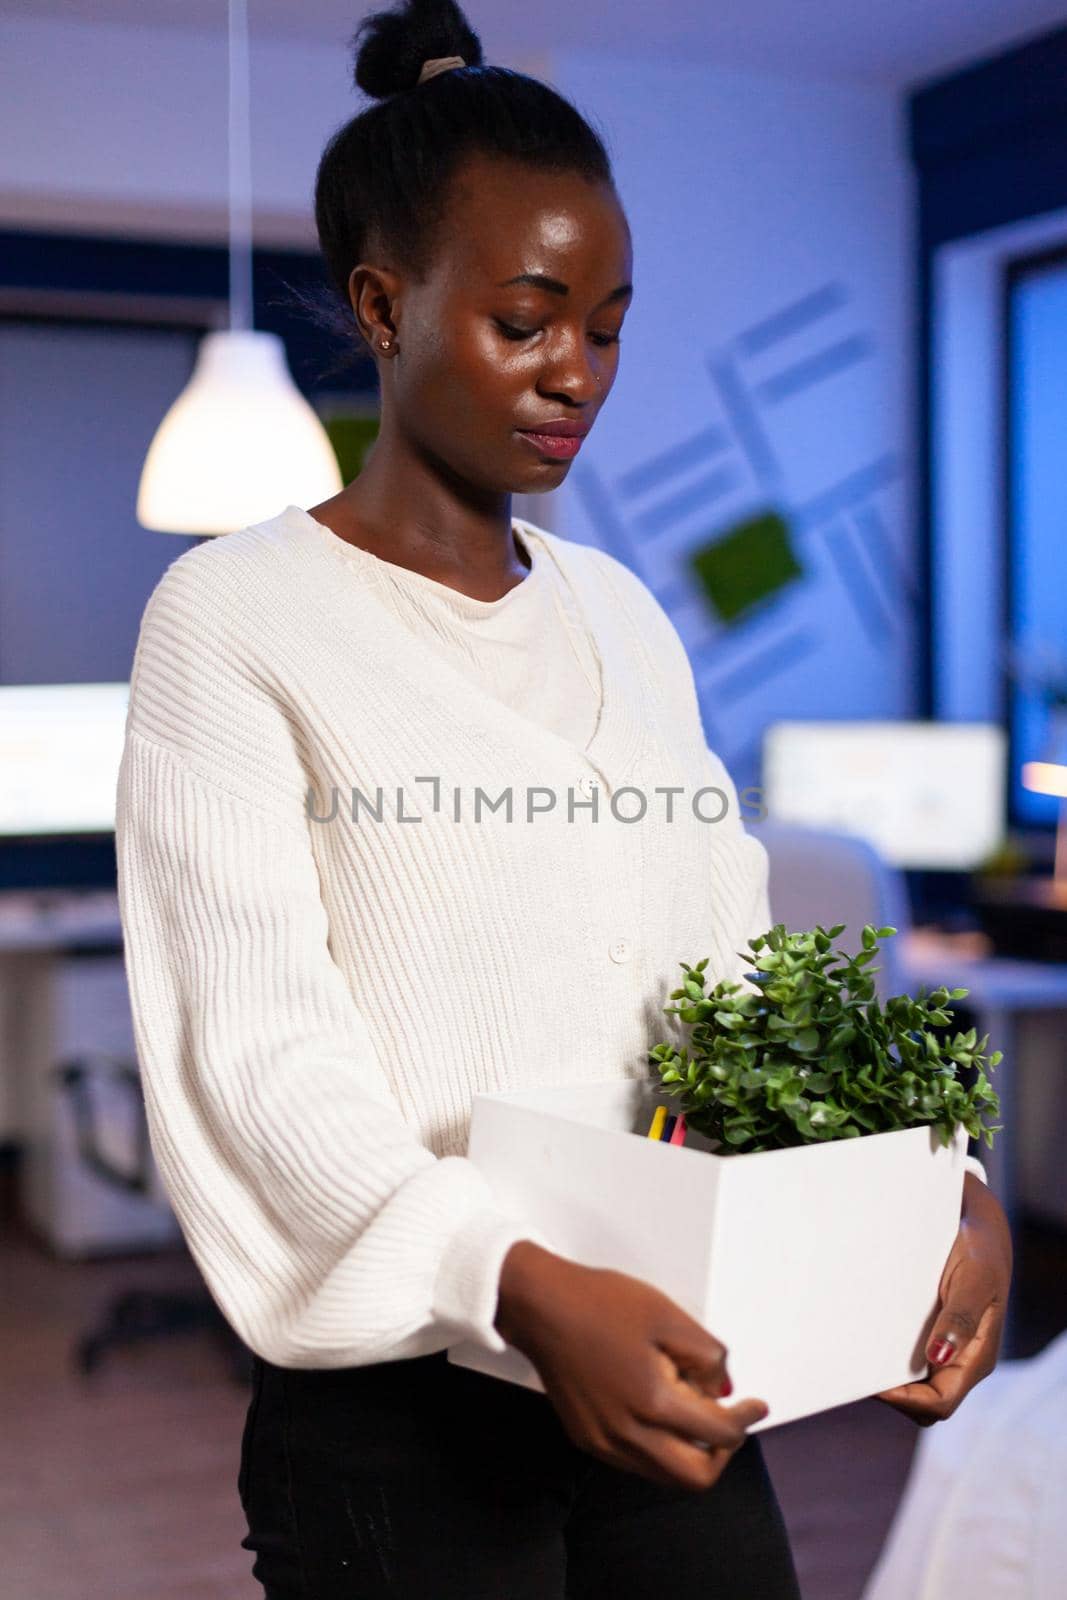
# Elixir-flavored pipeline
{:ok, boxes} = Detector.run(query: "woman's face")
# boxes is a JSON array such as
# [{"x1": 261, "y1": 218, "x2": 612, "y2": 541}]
[{"x1": 360, "y1": 150, "x2": 633, "y2": 497}]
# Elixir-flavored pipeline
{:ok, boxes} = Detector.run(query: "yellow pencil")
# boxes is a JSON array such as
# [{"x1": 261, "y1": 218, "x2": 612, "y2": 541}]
[{"x1": 646, "y1": 1105, "x2": 668, "y2": 1140}]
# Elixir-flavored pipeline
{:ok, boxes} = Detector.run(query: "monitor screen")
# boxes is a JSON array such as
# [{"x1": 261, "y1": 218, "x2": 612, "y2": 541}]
[
  {"x1": 762, "y1": 720, "x2": 1006, "y2": 870},
  {"x1": 0, "y1": 683, "x2": 129, "y2": 836}
]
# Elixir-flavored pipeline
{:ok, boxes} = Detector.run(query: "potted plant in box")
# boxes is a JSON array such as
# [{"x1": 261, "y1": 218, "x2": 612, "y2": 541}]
[
  {"x1": 635, "y1": 919, "x2": 1003, "y2": 1424},
  {"x1": 449, "y1": 922, "x2": 1005, "y2": 1428},
  {"x1": 648, "y1": 921, "x2": 1002, "y2": 1155}
]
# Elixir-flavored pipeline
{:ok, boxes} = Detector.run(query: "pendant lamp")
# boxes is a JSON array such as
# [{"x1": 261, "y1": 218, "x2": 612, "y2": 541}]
[{"x1": 137, "y1": 0, "x2": 342, "y2": 535}]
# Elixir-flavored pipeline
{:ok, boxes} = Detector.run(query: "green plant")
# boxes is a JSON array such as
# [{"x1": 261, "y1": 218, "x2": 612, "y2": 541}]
[{"x1": 649, "y1": 923, "x2": 1002, "y2": 1156}]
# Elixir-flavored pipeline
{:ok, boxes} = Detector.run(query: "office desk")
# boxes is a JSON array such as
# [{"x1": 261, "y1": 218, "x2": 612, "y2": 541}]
[
  {"x1": 0, "y1": 890, "x2": 179, "y2": 1255},
  {"x1": 0, "y1": 890, "x2": 124, "y2": 1143},
  {"x1": 900, "y1": 928, "x2": 1067, "y2": 1356},
  {"x1": 0, "y1": 888, "x2": 122, "y2": 954},
  {"x1": 901, "y1": 929, "x2": 1067, "y2": 1228},
  {"x1": 3, "y1": 899, "x2": 1060, "y2": 1313}
]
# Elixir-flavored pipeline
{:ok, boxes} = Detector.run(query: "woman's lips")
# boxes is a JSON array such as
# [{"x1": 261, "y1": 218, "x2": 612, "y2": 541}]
[{"x1": 515, "y1": 430, "x2": 585, "y2": 460}]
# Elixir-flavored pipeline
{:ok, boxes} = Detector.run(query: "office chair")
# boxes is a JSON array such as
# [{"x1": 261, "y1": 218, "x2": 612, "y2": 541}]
[
  {"x1": 753, "y1": 819, "x2": 913, "y2": 1003},
  {"x1": 57, "y1": 1055, "x2": 251, "y2": 1383}
]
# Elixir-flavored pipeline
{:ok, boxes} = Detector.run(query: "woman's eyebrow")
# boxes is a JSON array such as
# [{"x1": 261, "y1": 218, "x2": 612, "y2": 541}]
[{"x1": 498, "y1": 272, "x2": 633, "y2": 304}]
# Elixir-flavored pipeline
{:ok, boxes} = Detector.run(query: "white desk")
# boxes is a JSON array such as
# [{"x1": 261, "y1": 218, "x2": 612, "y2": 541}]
[
  {"x1": 3, "y1": 898, "x2": 1062, "y2": 1284},
  {"x1": 4, "y1": 899, "x2": 1061, "y2": 1207},
  {"x1": 0, "y1": 888, "x2": 122, "y2": 952},
  {"x1": 0, "y1": 890, "x2": 124, "y2": 1143},
  {"x1": 0, "y1": 890, "x2": 180, "y2": 1256},
  {"x1": 901, "y1": 929, "x2": 1067, "y2": 1228}
]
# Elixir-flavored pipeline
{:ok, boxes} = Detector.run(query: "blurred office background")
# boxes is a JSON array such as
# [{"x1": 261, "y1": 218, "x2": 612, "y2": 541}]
[{"x1": 3, "y1": 3, "x2": 1067, "y2": 1596}]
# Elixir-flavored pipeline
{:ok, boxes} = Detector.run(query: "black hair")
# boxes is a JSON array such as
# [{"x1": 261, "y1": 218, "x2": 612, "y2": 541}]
[{"x1": 283, "y1": 0, "x2": 615, "y2": 376}]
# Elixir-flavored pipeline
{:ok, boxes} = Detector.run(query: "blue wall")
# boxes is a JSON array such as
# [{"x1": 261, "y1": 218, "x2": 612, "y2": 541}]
[{"x1": 549, "y1": 51, "x2": 914, "y2": 793}]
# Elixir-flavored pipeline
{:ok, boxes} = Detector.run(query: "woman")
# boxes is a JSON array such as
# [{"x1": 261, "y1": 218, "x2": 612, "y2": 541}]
[{"x1": 115, "y1": 3, "x2": 1012, "y2": 1595}]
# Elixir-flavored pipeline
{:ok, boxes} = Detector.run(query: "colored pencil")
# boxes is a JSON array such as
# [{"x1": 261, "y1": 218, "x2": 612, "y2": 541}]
[{"x1": 646, "y1": 1105, "x2": 667, "y2": 1140}]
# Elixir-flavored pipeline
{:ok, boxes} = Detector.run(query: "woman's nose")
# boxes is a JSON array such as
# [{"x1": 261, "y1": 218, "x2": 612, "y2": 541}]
[{"x1": 538, "y1": 340, "x2": 601, "y2": 405}]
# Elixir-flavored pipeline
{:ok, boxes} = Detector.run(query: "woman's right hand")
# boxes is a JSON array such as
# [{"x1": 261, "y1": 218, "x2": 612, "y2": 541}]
[{"x1": 494, "y1": 1240, "x2": 769, "y2": 1490}]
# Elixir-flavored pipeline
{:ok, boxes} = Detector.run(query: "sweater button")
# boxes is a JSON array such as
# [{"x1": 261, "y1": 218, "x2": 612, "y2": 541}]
[
  {"x1": 577, "y1": 774, "x2": 597, "y2": 798},
  {"x1": 609, "y1": 938, "x2": 633, "y2": 963}
]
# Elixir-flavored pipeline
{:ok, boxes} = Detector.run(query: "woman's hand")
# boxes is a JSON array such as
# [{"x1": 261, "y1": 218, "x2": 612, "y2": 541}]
[
  {"x1": 495, "y1": 1241, "x2": 769, "y2": 1489},
  {"x1": 875, "y1": 1171, "x2": 1013, "y2": 1425}
]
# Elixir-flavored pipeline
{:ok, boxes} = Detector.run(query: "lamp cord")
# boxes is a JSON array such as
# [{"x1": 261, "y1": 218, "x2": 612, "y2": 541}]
[{"x1": 228, "y1": 0, "x2": 254, "y2": 332}]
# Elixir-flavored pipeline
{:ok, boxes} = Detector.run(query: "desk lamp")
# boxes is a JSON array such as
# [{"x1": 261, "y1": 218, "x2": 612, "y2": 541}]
[{"x1": 1022, "y1": 712, "x2": 1067, "y2": 900}]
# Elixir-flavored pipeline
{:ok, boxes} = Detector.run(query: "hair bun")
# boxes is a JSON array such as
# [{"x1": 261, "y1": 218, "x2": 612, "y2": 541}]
[{"x1": 352, "y1": 0, "x2": 484, "y2": 100}]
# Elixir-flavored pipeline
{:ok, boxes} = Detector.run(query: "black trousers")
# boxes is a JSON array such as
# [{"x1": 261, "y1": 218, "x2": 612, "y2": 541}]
[{"x1": 238, "y1": 1349, "x2": 803, "y2": 1599}]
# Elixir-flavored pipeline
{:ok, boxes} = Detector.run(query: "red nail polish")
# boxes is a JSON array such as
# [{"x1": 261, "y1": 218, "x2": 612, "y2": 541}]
[
  {"x1": 929, "y1": 1338, "x2": 955, "y2": 1366},
  {"x1": 720, "y1": 1376, "x2": 733, "y2": 1397}
]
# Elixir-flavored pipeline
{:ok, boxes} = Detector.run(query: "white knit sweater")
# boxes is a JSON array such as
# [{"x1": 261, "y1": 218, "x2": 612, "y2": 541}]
[
  {"x1": 115, "y1": 503, "x2": 773, "y2": 1369},
  {"x1": 115, "y1": 503, "x2": 985, "y2": 1372},
  {"x1": 334, "y1": 516, "x2": 602, "y2": 753}
]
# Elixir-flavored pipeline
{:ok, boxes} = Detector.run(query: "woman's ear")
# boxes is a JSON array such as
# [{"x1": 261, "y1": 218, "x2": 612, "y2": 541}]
[{"x1": 349, "y1": 262, "x2": 402, "y2": 354}]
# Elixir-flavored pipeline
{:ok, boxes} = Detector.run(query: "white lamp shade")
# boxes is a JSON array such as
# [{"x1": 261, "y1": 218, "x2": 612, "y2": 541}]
[{"x1": 137, "y1": 329, "x2": 344, "y2": 535}]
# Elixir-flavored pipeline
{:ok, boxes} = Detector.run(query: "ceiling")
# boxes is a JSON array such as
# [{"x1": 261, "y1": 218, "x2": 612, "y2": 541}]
[{"x1": 4, "y1": 0, "x2": 1066, "y2": 88}]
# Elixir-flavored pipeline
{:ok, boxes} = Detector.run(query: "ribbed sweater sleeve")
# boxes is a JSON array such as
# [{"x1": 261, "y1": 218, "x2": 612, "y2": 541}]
[{"x1": 115, "y1": 558, "x2": 548, "y2": 1369}]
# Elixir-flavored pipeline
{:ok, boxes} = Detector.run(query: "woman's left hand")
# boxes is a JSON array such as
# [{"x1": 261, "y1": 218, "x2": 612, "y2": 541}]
[{"x1": 875, "y1": 1171, "x2": 1014, "y2": 1426}]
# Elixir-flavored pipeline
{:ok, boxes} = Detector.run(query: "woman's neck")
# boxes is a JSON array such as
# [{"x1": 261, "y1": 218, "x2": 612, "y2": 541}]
[{"x1": 307, "y1": 446, "x2": 531, "y2": 602}]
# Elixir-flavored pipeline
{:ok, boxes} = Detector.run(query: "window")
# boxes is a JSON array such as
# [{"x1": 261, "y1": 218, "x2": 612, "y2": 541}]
[{"x1": 1004, "y1": 247, "x2": 1067, "y2": 830}]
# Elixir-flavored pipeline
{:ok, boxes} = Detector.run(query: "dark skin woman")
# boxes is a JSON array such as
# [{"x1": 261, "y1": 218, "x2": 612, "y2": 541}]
[
  {"x1": 307, "y1": 146, "x2": 1014, "y2": 1494},
  {"x1": 311, "y1": 151, "x2": 630, "y2": 602}
]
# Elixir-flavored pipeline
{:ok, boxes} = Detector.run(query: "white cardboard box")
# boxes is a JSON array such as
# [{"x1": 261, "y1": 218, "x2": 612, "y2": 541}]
[{"x1": 448, "y1": 1077, "x2": 968, "y2": 1431}]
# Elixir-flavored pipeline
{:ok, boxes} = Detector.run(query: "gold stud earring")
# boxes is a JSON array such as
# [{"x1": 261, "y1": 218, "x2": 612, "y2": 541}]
[{"x1": 379, "y1": 336, "x2": 393, "y2": 352}]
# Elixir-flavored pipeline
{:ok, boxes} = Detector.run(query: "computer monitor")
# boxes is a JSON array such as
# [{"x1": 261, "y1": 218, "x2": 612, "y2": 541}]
[
  {"x1": 0, "y1": 683, "x2": 129, "y2": 836},
  {"x1": 761, "y1": 720, "x2": 1007, "y2": 871}
]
